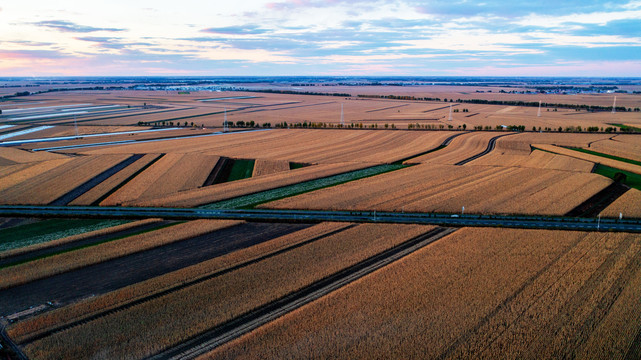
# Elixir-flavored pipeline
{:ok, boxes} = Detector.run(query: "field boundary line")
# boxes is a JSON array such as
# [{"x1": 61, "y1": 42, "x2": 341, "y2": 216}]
[
  {"x1": 148, "y1": 227, "x2": 457, "y2": 360},
  {"x1": 17, "y1": 224, "x2": 357, "y2": 345},
  {"x1": 454, "y1": 133, "x2": 515, "y2": 165}
]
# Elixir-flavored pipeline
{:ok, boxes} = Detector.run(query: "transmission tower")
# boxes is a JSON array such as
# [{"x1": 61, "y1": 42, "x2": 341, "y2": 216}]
[
  {"x1": 223, "y1": 107, "x2": 229, "y2": 132},
  {"x1": 612, "y1": 96, "x2": 617, "y2": 114}
]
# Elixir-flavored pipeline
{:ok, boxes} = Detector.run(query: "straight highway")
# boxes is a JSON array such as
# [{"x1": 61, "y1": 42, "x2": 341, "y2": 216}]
[{"x1": 1, "y1": 205, "x2": 640, "y2": 233}]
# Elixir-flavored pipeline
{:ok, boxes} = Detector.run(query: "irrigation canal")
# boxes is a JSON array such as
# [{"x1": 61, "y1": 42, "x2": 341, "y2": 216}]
[{"x1": 1, "y1": 206, "x2": 640, "y2": 233}]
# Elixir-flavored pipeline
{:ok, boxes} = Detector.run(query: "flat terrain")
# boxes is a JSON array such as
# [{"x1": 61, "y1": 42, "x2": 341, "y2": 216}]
[
  {"x1": 1, "y1": 82, "x2": 641, "y2": 360},
  {"x1": 206, "y1": 228, "x2": 641, "y2": 360},
  {"x1": 0, "y1": 222, "x2": 308, "y2": 316}
]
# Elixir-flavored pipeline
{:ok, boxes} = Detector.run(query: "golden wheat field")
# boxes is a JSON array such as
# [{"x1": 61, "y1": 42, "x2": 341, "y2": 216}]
[
  {"x1": 79, "y1": 129, "x2": 456, "y2": 164},
  {"x1": 7, "y1": 222, "x2": 353, "y2": 343},
  {"x1": 534, "y1": 144, "x2": 641, "y2": 175},
  {"x1": 252, "y1": 159, "x2": 291, "y2": 177},
  {"x1": 263, "y1": 163, "x2": 612, "y2": 215},
  {"x1": 0, "y1": 154, "x2": 131, "y2": 205},
  {"x1": 1, "y1": 83, "x2": 641, "y2": 360},
  {"x1": 602, "y1": 189, "x2": 641, "y2": 218},
  {"x1": 204, "y1": 228, "x2": 641, "y2": 360},
  {"x1": 21, "y1": 224, "x2": 433, "y2": 360}
]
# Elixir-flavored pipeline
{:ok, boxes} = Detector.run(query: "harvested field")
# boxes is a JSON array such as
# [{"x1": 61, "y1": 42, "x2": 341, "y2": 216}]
[
  {"x1": 9, "y1": 222, "x2": 352, "y2": 343},
  {"x1": 0, "y1": 220, "x2": 240, "y2": 290},
  {"x1": 202, "y1": 164, "x2": 404, "y2": 209},
  {"x1": 99, "y1": 153, "x2": 219, "y2": 205},
  {"x1": 0, "y1": 147, "x2": 67, "y2": 163},
  {"x1": 263, "y1": 163, "x2": 612, "y2": 215},
  {"x1": 125, "y1": 161, "x2": 370, "y2": 208},
  {"x1": 0, "y1": 154, "x2": 131, "y2": 205},
  {"x1": 405, "y1": 132, "x2": 511, "y2": 164},
  {"x1": 0, "y1": 158, "x2": 73, "y2": 193},
  {"x1": 81, "y1": 129, "x2": 457, "y2": 165},
  {"x1": 68, "y1": 154, "x2": 163, "y2": 205},
  {"x1": 0, "y1": 222, "x2": 308, "y2": 318},
  {"x1": 469, "y1": 149, "x2": 595, "y2": 172},
  {"x1": 589, "y1": 135, "x2": 641, "y2": 162},
  {"x1": 22, "y1": 224, "x2": 434, "y2": 359},
  {"x1": 534, "y1": 144, "x2": 641, "y2": 175},
  {"x1": 252, "y1": 159, "x2": 290, "y2": 177},
  {"x1": 488, "y1": 132, "x2": 614, "y2": 155},
  {"x1": 206, "y1": 228, "x2": 641, "y2": 360},
  {"x1": 601, "y1": 189, "x2": 641, "y2": 218}
]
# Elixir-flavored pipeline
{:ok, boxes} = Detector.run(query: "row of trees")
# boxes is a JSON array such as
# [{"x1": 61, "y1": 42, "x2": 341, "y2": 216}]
[{"x1": 137, "y1": 120, "x2": 634, "y2": 134}]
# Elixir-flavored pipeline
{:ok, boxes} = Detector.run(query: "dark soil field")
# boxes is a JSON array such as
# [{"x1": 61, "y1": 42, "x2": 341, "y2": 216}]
[
  {"x1": 0, "y1": 222, "x2": 311, "y2": 317},
  {"x1": 0, "y1": 220, "x2": 174, "y2": 268}
]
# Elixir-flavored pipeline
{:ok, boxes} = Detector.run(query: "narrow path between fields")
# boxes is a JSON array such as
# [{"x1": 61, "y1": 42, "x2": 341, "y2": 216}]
[{"x1": 148, "y1": 227, "x2": 457, "y2": 360}]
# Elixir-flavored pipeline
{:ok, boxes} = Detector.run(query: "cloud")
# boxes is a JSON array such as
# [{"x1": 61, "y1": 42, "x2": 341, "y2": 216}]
[
  {"x1": 201, "y1": 25, "x2": 269, "y2": 35},
  {"x1": 32, "y1": 20, "x2": 125, "y2": 33}
]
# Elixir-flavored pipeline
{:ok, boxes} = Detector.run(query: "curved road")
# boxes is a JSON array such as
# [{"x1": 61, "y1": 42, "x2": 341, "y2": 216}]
[{"x1": 454, "y1": 133, "x2": 515, "y2": 165}]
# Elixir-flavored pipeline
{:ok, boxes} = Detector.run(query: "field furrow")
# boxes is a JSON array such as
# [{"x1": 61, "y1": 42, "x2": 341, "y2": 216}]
[{"x1": 22, "y1": 223, "x2": 433, "y2": 360}]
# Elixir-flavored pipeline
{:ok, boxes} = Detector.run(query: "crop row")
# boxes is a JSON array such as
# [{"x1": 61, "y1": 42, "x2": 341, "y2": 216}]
[
  {"x1": 132, "y1": 161, "x2": 370, "y2": 208},
  {"x1": 21, "y1": 223, "x2": 434, "y2": 359},
  {"x1": 0, "y1": 154, "x2": 131, "y2": 205},
  {"x1": 203, "y1": 164, "x2": 405, "y2": 209},
  {"x1": 0, "y1": 220, "x2": 240, "y2": 290},
  {"x1": 206, "y1": 228, "x2": 641, "y2": 359},
  {"x1": 9, "y1": 222, "x2": 352, "y2": 343},
  {"x1": 533, "y1": 144, "x2": 641, "y2": 175},
  {"x1": 405, "y1": 132, "x2": 505, "y2": 164},
  {"x1": 81, "y1": 129, "x2": 456, "y2": 165},
  {"x1": 264, "y1": 163, "x2": 612, "y2": 216},
  {"x1": 100, "y1": 153, "x2": 220, "y2": 206}
]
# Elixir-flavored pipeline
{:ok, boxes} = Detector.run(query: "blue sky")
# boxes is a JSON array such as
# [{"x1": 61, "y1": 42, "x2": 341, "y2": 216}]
[{"x1": 0, "y1": 0, "x2": 640, "y2": 76}]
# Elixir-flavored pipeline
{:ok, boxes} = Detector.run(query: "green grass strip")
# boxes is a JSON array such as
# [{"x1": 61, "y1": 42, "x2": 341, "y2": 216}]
[
  {"x1": 227, "y1": 159, "x2": 255, "y2": 182},
  {"x1": 609, "y1": 123, "x2": 641, "y2": 133},
  {"x1": 0, "y1": 221, "x2": 182, "y2": 269},
  {"x1": 593, "y1": 164, "x2": 641, "y2": 191},
  {"x1": 564, "y1": 147, "x2": 641, "y2": 166},
  {"x1": 289, "y1": 162, "x2": 308, "y2": 170},
  {"x1": 0, "y1": 219, "x2": 129, "y2": 253},
  {"x1": 200, "y1": 164, "x2": 407, "y2": 209}
]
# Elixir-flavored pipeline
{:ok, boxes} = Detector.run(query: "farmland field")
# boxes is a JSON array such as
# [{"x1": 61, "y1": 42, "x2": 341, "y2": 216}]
[
  {"x1": 205, "y1": 228, "x2": 641, "y2": 360},
  {"x1": 17, "y1": 223, "x2": 433, "y2": 359},
  {"x1": 263, "y1": 163, "x2": 612, "y2": 215},
  {"x1": 1, "y1": 79, "x2": 641, "y2": 360}
]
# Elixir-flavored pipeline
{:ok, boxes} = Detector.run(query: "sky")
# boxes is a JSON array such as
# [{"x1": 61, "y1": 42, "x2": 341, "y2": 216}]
[{"x1": 0, "y1": 0, "x2": 640, "y2": 77}]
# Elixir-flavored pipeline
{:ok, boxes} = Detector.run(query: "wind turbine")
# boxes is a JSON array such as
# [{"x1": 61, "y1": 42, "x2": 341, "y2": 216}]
[
  {"x1": 537, "y1": 101, "x2": 542, "y2": 117},
  {"x1": 448, "y1": 104, "x2": 453, "y2": 121}
]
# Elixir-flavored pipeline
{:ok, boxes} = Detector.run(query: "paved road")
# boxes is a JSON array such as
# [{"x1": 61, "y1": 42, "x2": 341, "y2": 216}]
[
  {"x1": 454, "y1": 133, "x2": 514, "y2": 165},
  {"x1": 1, "y1": 206, "x2": 640, "y2": 232}
]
